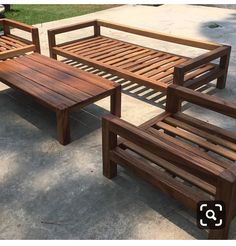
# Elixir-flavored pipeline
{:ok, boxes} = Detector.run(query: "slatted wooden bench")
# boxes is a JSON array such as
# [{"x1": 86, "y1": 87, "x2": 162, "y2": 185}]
[
  {"x1": 0, "y1": 18, "x2": 40, "y2": 60},
  {"x1": 48, "y1": 20, "x2": 231, "y2": 92},
  {"x1": 0, "y1": 53, "x2": 121, "y2": 145},
  {"x1": 102, "y1": 85, "x2": 236, "y2": 239}
]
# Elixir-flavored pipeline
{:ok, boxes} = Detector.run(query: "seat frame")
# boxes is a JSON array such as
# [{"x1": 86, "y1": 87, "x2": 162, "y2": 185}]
[{"x1": 48, "y1": 19, "x2": 231, "y2": 92}]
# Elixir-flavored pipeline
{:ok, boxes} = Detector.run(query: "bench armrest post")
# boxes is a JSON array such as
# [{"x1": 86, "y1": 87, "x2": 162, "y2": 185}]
[
  {"x1": 48, "y1": 30, "x2": 57, "y2": 59},
  {"x1": 166, "y1": 84, "x2": 236, "y2": 118}
]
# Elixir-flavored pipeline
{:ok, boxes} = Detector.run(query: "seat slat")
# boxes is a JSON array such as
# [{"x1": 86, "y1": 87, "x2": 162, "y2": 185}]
[
  {"x1": 156, "y1": 121, "x2": 236, "y2": 161},
  {"x1": 164, "y1": 116, "x2": 236, "y2": 152},
  {"x1": 174, "y1": 112, "x2": 236, "y2": 144}
]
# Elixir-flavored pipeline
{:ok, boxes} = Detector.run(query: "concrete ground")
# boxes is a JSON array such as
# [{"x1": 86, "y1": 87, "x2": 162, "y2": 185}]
[{"x1": 0, "y1": 4, "x2": 236, "y2": 239}]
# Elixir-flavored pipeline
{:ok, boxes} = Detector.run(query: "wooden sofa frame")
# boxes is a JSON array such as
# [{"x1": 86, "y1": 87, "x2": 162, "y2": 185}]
[
  {"x1": 48, "y1": 20, "x2": 231, "y2": 92},
  {"x1": 102, "y1": 84, "x2": 236, "y2": 239},
  {"x1": 0, "y1": 18, "x2": 40, "y2": 60}
]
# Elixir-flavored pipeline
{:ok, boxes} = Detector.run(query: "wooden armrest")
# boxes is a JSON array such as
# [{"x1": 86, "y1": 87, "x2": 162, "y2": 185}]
[
  {"x1": 176, "y1": 46, "x2": 231, "y2": 73},
  {"x1": 2, "y1": 18, "x2": 36, "y2": 32},
  {"x1": 103, "y1": 114, "x2": 224, "y2": 185},
  {"x1": 166, "y1": 84, "x2": 236, "y2": 118},
  {"x1": 97, "y1": 19, "x2": 222, "y2": 50},
  {"x1": 1, "y1": 18, "x2": 40, "y2": 53}
]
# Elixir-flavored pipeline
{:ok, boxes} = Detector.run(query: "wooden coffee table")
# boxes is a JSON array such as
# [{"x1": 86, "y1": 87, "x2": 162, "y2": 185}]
[{"x1": 0, "y1": 53, "x2": 121, "y2": 145}]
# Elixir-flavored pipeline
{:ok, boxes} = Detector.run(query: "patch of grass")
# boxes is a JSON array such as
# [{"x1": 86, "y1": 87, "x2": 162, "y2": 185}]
[{"x1": 2, "y1": 4, "x2": 120, "y2": 25}]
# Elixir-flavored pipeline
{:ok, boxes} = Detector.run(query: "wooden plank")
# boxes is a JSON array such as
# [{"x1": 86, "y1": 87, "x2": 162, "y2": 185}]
[
  {"x1": 86, "y1": 43, "x2": 135, "y2": 59},
  {"x1": 59, "y1": 36, "x2": 101, "y2": 49},
  {"x1": 53, "y1": 47, "x2": 168, "y2": 91},
  {"x1": 14, "y1": 56, "x2": 107, "y2": 96},
  {"x1": 146, "y1": 58, "x2": 187, "y2": 79},
  {"x1": 66, "y1": 37, "x2": 113, "y2": 52},
  {"x1": 135, "y1": 56, "x2": 180, "y2": 75},
  {"x1": 0, "y1": 36, "x2": 23, "y2": 47},
  {"x1": 147, "y1": 127, "x2": 229, "y2": 169},
  {"x1": 111, "y1": 147, "x2": 211, "y2": 211},
  {"x1": 0, "y1": 44, "x2": 35, "y2": 60},
  {"x1": 28, "y1": 53, "x2": 116, "y2": 91},
  {"x1": 174, "y1": 112, "x2": 236, "y2": 144},
  {"x1": 121, "y1": 140, "x2": 216, "y2": 195},
  {"x1": 184, "y1": 64, "x2": 215, "y2": 81},
  {"x1": 6, "y1": 59, "x2": 91, "y2": 103},
  {"x1": 97, "y1": 20, "x2": 221, "y2": 50},
  {"x1": 0, "y1": 63, "x2": 75, "y2": 110},
  {"x1": 104, "y1": 48, "x2": 146, "y2": 64},
  {"x1": 6, "y1": 34, "x2": 32, "y2": 45},
  {"x1": 117, "y1": 50, "x2": 158, "y2": 68},
  {"x1": 164, "y1": 116, "x2": 236, "y2": 152},
  {"x1": 97, "y1": 47, "x2": 146, "y2": 63},
  {"x1": 126, "y1": 53, "x2": 170, "y2": 72},
  {"x1": 156, "y1": 121, "x2": 236, "y2": 161}
]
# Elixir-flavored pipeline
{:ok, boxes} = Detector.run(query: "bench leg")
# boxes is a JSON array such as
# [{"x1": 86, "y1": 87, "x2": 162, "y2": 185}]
[
  {"x1": 110, "y1": 86, "x2": 121, "y2": 117},
  {"x1": 216, "y1": 49, "x2": 230, "y2": 89},
  {"x1": 208, "y1": 178, "x2": 236, "y2": 239},
  {"x1": 56, "y1": 109, "x2": 70, "y2": 145},
  {"x1": 102, "y1": 117, "x2": 117, "y2": 179}
]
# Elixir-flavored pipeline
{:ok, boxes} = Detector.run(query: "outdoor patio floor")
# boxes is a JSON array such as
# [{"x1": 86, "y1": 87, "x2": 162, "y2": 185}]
[{"x1": 1, "y1": 4, "x2": 236, "y2": 239}]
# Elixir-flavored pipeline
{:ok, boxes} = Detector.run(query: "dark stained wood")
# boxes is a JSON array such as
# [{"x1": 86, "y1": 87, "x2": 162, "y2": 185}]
[
  {"x1": 0, "y1": 54, "x2": 121, "y2": 145},
  {"x1": 48, "y1": 20, "x2": 230, "y2": 92},
  {"x1": 102, "y1": 85, "x2": 236, "y2": 239},
  {"x1": 0, "y1": 18, "x2": 41, "y2": 59}
]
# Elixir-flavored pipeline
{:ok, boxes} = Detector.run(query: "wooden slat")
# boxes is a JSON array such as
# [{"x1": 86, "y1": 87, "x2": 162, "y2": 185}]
[
  {"x1": 174, "y1": 112, "x2": 236, "y2": 144},
  {"x1": 114, "y1": 50, "x2": 157, "y2": 67},
  {"x1": 59, "y1": 36, "x2": 101, "y2": 49},
  {"x1": 66, "y1": 37, "x2": 112, "y2": 52},
  {"x1": 105, "y1": 48, "x2": 146, "y2": 65},
  {"x1": 5, "y1": 59, "x2": 91, "y2": 103},
  {"x1": 53, "y1": 46, "x2": 169, "y2": 91},
  {"x1": 14, "y1": 56, "x2": 107, "y2": 96},
  {"x1": 0, "y1": 44, "x2": 35, "y2": 60},
  {"x1": 126, "y1": 54, "x2": 169, "y2": 72},
  {"x1": 156, "y1": 121, "x2": 236, "y2": 161},
  {"x1": 0, "y1": 63, "x2": 75, "y2": 110},
  {"x1": 121, "y1": 140, "x2": 216, "y2": 195},
  {"x1": 6, "y1": 34, "x2": 32, "y2": 45},
  {"x1": 135, "y1": 56, "x2": 180, "y2": 75},
  {"x1": 184, "y1": 64, "x2": 215, "y2": 81},
  {"x1": 29, "y1": 53, "x2": 117, "y2": 90},
  {"x1": 147, "y1": 126, "x2": 229, "y2": 169},
  {"x1": 111, "y1": 147, "x2": 211, "y2": 211},
  {"x1": 164, "y1": 116, "x2": 236, "y2": 152}
]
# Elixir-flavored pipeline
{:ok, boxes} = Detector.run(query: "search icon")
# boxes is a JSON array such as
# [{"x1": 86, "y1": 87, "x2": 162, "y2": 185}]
[{"x1": 206, "y1": 209, "x2": 217, "y2": 221}]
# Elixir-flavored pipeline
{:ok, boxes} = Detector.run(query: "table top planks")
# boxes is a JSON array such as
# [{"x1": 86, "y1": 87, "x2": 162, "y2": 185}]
[{"x1": 0, "y1": 53, "x2": 119, "y2": 111}]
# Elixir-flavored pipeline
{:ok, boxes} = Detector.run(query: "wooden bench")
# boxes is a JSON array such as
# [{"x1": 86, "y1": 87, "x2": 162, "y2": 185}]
[
  {"x1": 48, "y1": 20, "x2": 231, "y2": 92},
  {"x1": 0, "y1": 18, "x2": 40, "y2": 60},
  {"x1": 102, "y1": 85, "x2": 236, "y2": 239},
  {"x1": 0, "y1": 53, "x2": 121, "y2": 145}
]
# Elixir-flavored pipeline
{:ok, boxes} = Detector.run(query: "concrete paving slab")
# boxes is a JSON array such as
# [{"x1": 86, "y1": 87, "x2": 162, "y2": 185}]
[{"x1": 1, "y1": 4, "x2": 236, "y2": 239}]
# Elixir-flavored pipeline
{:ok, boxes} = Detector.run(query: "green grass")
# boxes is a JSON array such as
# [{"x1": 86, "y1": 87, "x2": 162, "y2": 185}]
[{"x1": 1, "y1": 4, "x2": 120, "y2": 25}]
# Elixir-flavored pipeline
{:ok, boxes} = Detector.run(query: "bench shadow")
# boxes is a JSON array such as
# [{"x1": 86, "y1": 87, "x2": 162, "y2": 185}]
[
  {"x1": 1, "y1": 88, "x2": 109, "y2": 144},
  {"x1": 62, "y1": 59, "x2": 219, "y2": 112}
]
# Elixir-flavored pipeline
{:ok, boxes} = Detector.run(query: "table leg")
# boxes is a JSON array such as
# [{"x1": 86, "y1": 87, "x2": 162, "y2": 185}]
[
  {"x1": 110, "y1": 85, "x2": 121, "y2": 117},
  {"x1": 56, "y1": 109, "x2": 70, "y2": 145}
]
